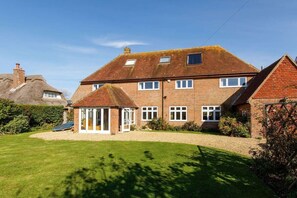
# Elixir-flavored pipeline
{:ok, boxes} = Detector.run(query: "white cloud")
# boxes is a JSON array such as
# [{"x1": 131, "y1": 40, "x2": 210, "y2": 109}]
[
  {"x1": 92, "y1": 38, "x2": 148, "y2": 48},
  {"x1": 55, "y1": 44, "x2": 99, "y2": 54}
]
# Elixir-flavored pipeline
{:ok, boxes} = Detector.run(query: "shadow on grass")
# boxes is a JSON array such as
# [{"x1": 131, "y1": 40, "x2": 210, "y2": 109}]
[{"x1": 43, "y1": 146, "x2": 272, "y2": 198}]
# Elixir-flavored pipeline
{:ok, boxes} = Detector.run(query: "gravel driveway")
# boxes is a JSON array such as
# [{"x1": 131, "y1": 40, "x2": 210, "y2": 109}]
[{"x1": 30, "y1": 131, "x2": 265, "y2": 157}]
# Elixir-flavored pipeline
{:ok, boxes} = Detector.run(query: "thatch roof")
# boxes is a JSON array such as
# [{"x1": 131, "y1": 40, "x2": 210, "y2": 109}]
[{"x1": 0, "y1": 74, "x2": 67, "y2": 106}]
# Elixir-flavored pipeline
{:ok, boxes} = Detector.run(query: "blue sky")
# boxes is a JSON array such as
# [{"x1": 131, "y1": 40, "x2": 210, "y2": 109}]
[{"x1": 0, "y1": 0, "x2": 297, "y2": 98}]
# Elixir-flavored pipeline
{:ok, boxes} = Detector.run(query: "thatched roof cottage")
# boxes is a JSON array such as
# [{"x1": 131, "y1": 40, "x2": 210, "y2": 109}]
[{"x1": 0, "y1": 63, "x2": 67, "y2": 106}]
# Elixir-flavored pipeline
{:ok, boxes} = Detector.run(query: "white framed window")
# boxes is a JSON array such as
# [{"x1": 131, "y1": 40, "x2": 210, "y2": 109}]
[
  {"x1": 170, "y1": 106, "x2": 187, "y2": 121},
  {"x1": 160, "y1": 56, "x2": 171, "y2": 63},
  {"x1": 202, "y1": 106, "x2": 221, "y2": 122},
  {"x1": 43, "y1": 91, "x2": 61, "y2": 99},
  {"x1": 142, "y1": 106, "x2": 158, "y2": 121},
  {"x1": 138, "y1": 81, "x2": 159, "y2": 90},
  {"x1": 92, "y1": 83, "x2": 104, "y2": 91},
  {"x1": 176, "y1": 79, "x2": 193, "y2": 89},
  {"x1": 125, "y1": 59, "x2": 136, "y2": 66},
  {"x1": 220, "y1": 77, "x2": 247, "y2": 88}
]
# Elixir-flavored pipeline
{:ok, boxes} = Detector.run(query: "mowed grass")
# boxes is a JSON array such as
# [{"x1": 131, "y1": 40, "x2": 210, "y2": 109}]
[{"x1": 0, "y1": 132, "x2": 274, "y2": 198}]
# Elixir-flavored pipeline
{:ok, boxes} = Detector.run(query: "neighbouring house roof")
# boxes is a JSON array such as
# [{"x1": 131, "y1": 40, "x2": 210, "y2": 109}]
[
  {"x1": 73, "y1": 84, "x2": 138, "y2": 108},
  {"x1": 234, "y1": 55, "x2": 296, "y2": 105},
  {"x1": 0, "y1": 73, "x2": 67, "y2": 106},
  {"x1": 81, "y1": 45, "x2": 259, "y2": 84}
]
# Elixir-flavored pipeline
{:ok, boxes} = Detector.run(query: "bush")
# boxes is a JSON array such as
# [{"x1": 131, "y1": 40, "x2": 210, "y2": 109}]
[
  {"x1": 1, "y1": 115, "x2": 29, "y2": 134},
  {"x1": 218, "y1": 116, "x2": 237, "y2": 136},
  {"x1": 0, "y1": 98, "x2": 21, "y2": 125},
  {"x1": 20, "y1": 105, "x2": 64, "y2": 127},
  {"x1": 147, "y1": 118, "x2": 168, "y2": 130},
  {"x1": 218, "y1": 115, "x2": 250, "y2": 137},
  {"x1": 251, "y1": 102, "x2": 297, "y2": 197},
  {"x1": 182, "y1": 121, "x2": 202, "y2": 132}
]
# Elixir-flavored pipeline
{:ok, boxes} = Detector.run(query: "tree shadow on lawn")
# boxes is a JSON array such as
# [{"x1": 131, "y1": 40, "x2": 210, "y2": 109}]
[{"x1": 44, "y1": 146, "x2": 272, "y2": 198}]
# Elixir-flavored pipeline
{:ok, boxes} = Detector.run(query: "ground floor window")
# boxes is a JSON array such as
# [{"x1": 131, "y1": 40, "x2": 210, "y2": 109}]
[
  {"x1": 202, "y1": 106, "x2": 221, "y2": 121},
  {"x1": 142, "y1": 106, "x2": 158, "y2": 121},
  {"x1": 80, "y1": 108, "x2": 110, "y2": 133},
  {"x1": 170, "y1": 106, "x2": 187, "y2": 121}
]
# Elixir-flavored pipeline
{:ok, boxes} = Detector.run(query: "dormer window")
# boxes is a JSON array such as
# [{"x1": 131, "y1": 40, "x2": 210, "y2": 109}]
[
  {"x1": 125, "y1": 59, "x2": 136, "y2": 66},
  {"x1": 187, "y1": 53, "x2": 202, "y2": 65},
  {"x1": 43, "y1": 91, "x2": 61, "y2": 99},
  {"x1": 160, "y1": 56, "x2": 171, "y2": 64},
  {"x1": 93, "y1": 84, "x2": 104, "y2": 91}
]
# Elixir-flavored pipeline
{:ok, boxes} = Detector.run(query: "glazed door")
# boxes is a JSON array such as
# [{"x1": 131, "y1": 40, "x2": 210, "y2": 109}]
[{"x1": 122, "y1": 108, "x2": 131, "y2": 132}]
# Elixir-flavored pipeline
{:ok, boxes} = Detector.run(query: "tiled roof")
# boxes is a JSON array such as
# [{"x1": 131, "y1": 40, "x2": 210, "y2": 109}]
[
  {"x1": 234, "y1": 57, "x2": 282, "y2": 105},
  {"x1": 73, "y1": 84, "x2": 138, "y2": 108},
  {"x1": 82, "y1": 45, "x2": 258, "y2": 84}
]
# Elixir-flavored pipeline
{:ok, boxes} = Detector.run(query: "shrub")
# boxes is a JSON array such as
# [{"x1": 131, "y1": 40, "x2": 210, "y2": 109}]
[
  {"x1": 20, "y1": 105, "x2": 64, "y2": 127},
  {"x1": 0, "y1": 98, "x2": 21, "y2": 125},
  {"x1": 130, "y1": 124, "x2": 137, "y2": 131},
  {"x1": 182, "y1": 121, "x2": 202, "y2": 132},
  {"x1": 232, "y1": 123, "x2": 250, "y2": 138},
  {"x1": 251, "y1": 102, "x2": 297, "y2": 197},
  {"x1": 1, "y1": 115, "x2": 29, "y2": 134},
  {"x1": 218, "y1": 116, "x2": 237, "y2": 136},
  {"x1": 218, "y1": 116, "x2": 250, "y2": 137},
  {"x1": 147, "y1": 118, "x2": 168, "y2": 130}
]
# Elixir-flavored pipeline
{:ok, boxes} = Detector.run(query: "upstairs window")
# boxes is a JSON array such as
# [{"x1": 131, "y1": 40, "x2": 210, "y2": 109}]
[
  {"x1": 43, "y1": 91, "x2": 61, "y2": 99},
  {"x1": 176, "y1": 79, "x2": 193, "y2": 89},
  {"x1": 159, "y1": 56, "x2": 171, "y2": 64},
  {"x1": 125, "y1": 59, "x2": 136, "y2": 66},
  {"x1": 138, "y1": 81, "x2": 159, "y2": 90},
  {"x1": 93, "y1": 84, "x2": 104, "y2": 91},
  {"x1": 187, "y1": 53, "x2": 202, "y2": 65},
  {"x1": 220, "y1": 77, "x2": 247, "y2": 88}
]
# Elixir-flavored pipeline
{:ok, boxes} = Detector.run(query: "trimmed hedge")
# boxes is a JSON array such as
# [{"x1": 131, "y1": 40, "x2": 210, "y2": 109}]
[
  {"x1": 0, "y1": 98, "x2": 64, "y2": 134},
  {"x1": 20, "y1": 105, "x2": 64, "y2": 127}
]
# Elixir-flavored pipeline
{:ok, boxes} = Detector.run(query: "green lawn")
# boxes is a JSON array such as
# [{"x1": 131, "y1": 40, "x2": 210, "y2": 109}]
[{"x1": 0, "y1": 132, "x2": 274, "y2": 198}]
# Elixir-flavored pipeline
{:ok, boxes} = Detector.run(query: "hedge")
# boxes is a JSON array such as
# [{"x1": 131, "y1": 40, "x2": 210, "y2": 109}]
[
  {"x1": 0, "y1": 98, "x2": 64, "y2": 134},
  {"x1": 19, "y1": 105, "x2": 64, "y2": 127}
]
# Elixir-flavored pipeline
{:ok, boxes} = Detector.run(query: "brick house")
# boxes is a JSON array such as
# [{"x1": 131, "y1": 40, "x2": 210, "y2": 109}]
[
  {"x1": 72, "y1": 45, "x2": 259, "y2": 135},
  {"x1": 234, "y1": 55, "x2": 297, "y2": 137}
]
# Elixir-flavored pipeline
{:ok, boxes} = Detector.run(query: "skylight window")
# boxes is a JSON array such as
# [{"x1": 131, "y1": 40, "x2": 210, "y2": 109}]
[
  {"x1": 125, "y1": 59, "x2": 136, "y2": 66},
  {"x1": 160, "y1": 56, "x2": 171, "y2": 63},
  {"x1": 187, "y1": 53, "x2": 202, "y2": 65}
]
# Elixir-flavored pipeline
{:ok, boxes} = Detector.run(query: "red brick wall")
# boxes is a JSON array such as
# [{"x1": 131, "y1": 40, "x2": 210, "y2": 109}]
[
  {"x1": 249, "y1": 98, "x2": 297, "y2": 137},
  {"x1": 113, "y1": 77, "x2": 253, "y2": 128},
  {"x1": 73, "y1": 77, "x2": 254, "y2": 131},
  {"x1": 73, "y1": 108, "x2": 79, "y2": 132},
  {"x1": 72, "y1": 84, "x2": 92, "y2": 104},
  {"x1": 110, "y1": 108, "x2": 119, "y2": 135},
  {"x1": 254, "y1": 57, "x2": 297, "y2": 99}
]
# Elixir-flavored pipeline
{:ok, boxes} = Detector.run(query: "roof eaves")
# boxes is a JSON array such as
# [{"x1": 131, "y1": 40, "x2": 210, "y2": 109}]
[
  {"x1": 249, "y1": 55, "x2": 285, "y2": 100},
  {"x1": 81, "y1": 54, "x2": 123, "y2": 82}
]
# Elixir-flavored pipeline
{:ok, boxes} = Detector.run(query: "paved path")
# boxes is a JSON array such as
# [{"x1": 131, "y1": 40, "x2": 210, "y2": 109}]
[{"x1": 30, "y1": 131, "x2": 265, "y2": 157}]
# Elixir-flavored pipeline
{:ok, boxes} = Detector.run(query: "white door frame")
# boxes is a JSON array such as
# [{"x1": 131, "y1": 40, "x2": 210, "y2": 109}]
[{"x1": 122, "y1": 108, "x2": 131, "y2": 132}]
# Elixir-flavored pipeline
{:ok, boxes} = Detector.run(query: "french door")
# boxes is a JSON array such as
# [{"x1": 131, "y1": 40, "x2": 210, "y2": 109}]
[
  {"x1": 80, "y1": 108, "x2": 110, "y2": 134},
  {"x1": 122, "y1": 108, "x2": 131, "y2": 132}
]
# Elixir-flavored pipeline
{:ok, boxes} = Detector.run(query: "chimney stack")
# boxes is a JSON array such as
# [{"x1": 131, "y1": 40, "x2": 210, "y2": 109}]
[
  {"x1": 13, "y1": 63, "x2": 25, "y2": 88},
  {"x1": 124, "y1": 47, "x2": 131, "y2": 54}
]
